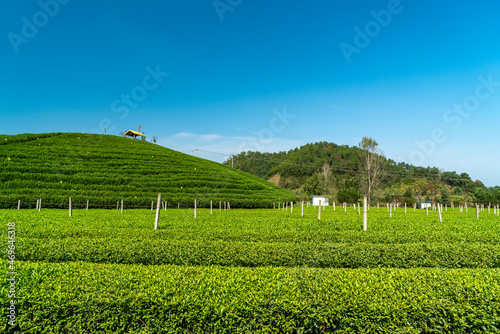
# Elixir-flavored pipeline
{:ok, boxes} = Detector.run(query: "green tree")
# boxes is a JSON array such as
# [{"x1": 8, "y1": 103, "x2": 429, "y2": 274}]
[{"x1": 358, "y1": 137, "x2": 385, "y2": 205}]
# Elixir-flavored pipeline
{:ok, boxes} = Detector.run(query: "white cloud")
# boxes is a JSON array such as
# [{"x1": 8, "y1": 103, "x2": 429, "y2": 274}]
[{"x1": 157, "y1": 132, "x2": 304, "y2": 163}]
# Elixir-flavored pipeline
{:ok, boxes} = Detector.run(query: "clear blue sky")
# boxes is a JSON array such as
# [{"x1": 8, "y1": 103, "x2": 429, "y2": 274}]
[{"x1": 1, "y1": 0, "x2": 500, "y2": 186}]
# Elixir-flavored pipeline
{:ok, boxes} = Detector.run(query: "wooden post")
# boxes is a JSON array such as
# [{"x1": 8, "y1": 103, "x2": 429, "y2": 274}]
[
  {"x1": 301, "y1": 201, "x2": 304, "y2": 217},
  {"x1": 154, "y1": 193, "x2": 161, "y2": 230},
  {"x1": 318, "y1": 200, "x2": 321, "y2": 220},
  {"x1": 86, "y1": 200, "x2": 89, "y2": 211},
  {"x1": 210, "y1": 200, "x2": 213, "y2": 214},
  {"x1": 438, "y1": 203, "x2": 442, "y2": 222},
  {"x1": 121, "y1": 199, "x2": 124, "y2": 213},
  {"x1": 17, "y1": 200, "x2": 20, "y2": 210},
  {"x1": 194, "y1": 199, "x2": 197, "y2": 218},
  {"x1": 69, "y1": 197, "x2": 72, "y2": 217},
  {"x1": 363, "y1": 197, "x2": 367, "y2": 231}
]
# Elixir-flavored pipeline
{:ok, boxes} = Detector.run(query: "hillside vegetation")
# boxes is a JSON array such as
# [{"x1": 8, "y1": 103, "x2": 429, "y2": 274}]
[
  {"x1": 224, "y1": 141, "x2": 500, "y2": 204},
  {"x1": 0, "y1": 133, "x2": 295, "y2": 208}
]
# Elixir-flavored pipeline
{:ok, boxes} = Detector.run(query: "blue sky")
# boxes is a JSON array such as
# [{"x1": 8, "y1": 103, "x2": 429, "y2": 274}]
[{"x1": 1, "y1": 0, "x2": 500, "y2": 186}]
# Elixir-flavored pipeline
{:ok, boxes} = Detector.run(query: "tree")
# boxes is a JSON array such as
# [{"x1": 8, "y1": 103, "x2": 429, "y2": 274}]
[{"x1": 358, "y1": 137, "x2": 385, "y2": 205}]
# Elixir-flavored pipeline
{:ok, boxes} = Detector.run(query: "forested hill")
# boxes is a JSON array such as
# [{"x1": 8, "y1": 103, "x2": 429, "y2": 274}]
[{"x1": 223, "y1": 141, "x2": 500, "y2": 204}]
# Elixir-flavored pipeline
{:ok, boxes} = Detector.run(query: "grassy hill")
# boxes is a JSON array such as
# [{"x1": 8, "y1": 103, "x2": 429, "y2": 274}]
[{"x1": 0, "y1": 132, "x2": 296, "y2": 208}]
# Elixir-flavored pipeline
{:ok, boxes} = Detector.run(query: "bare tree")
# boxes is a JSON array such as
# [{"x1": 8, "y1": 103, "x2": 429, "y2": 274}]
[{"x1": 358, "y1": 137, "x2": 385, "y2": 205}]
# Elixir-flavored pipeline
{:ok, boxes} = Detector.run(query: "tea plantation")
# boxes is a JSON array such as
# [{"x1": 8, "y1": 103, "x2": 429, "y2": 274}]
[
  {"x1": 1, "y1": 207, "x2": 500, "y2": 333},
  {"x1": 0, "y1": 132, "x2": 296, "y2": 208}
]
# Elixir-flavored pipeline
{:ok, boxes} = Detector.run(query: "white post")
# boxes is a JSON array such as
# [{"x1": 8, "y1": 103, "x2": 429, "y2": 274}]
[
  {"x1": 121, "y1": 199, "x2": 124, "y2": 213},
  {"x1": 426, "y1": 206, "x2": 429, "y2": 216},
  {"x1": 286, "y1": 202, "x2": 288, "y2": 212},
  {"x1": 405, "y1": 203, "x2": 407, "y2": 214},
  {"x1": 333, "y1": 201, "x2": 336, "y2": 211},
  {"x1": 357, "y1": 203, "x2": 360, "y2": 215},
  {"x1": 291, "y1": 202, "x2": 293, "y2": 213},
  {"x1": 86, "y1": 200, "x2": 89, "y2": 211},
  {"x1": 301, "y1": 201, "x2": 304, "y2": 217},
  {"x1": 219, "y1": 201, "x2": 222, "y2": 212},
  {"x1": 476, "y1": 205, "x2": 479, "y2": 220},
  {"x1": 36, "y1": 199, "x2": 39, "y2": 210},
  {"x1": 17, "y1": 200, "x2": 20, "y2": 210},
  {"x1": 210, "y1": 200, "x2": 213, "y2": 214},
  {"x1": 154, "y1": 193, "x2": 161, "y2": 230},
  {"x1": 363, "y1": 197, "x2": 367, "y2": 231},
  {"x1": 69, "y1": 197, "x2": 72, "y2": 217},
  {"x1": 438, "y1": 203, "x2": 442, "y2": 222},
  {"x1": 318, "y1": 200, "x2": 321, "y2": 220},
  {"x1": 151, "y1": 201, "x2": 154, "y2": 211},
  {"x1": 465, "y1": 203, "x2": 468, "y2": 213},
  {"x1": 194, "y1": 199, "x2": 197, "y2": 218},
  {"x1": 273, "y1": 202, "x2": 275, "y2": 209},
  {"x1": 390, "y1": 204, "x2": 392, "y2": 218},
  {"x1": 228, "y1": 202, "x2": 230, "y2": 210},
  {"x1": 39, "y1": 198, "x2": 41, "y2": 212}
]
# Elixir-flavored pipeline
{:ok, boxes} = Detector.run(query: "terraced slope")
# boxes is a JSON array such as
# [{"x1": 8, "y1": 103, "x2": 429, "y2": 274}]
[{"x1": 0, "y1": 133, "x2": 296, "y2": 208}]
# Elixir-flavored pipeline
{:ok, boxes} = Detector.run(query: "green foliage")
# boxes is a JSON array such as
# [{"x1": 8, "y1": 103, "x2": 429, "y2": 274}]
[
  {"x1": 0, "y1": 133, "x2": 296, "y2": 208},
  {"x1": 337, "y1": 179, "x2": 361, "y2": 203},
  {"x1": 2, "y1": 261, "x2": 500, "y2": 333},
  {"x1": 2, "y1": 208, "x2": 500, "y2": 332}
]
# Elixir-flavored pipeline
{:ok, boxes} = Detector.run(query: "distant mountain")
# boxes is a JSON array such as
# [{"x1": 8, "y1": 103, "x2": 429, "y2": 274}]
[
  {"x1": 223, "y1": 141, "x2": 499, "y2": 204},
  {"x1": 0, "y1": 133, "x2": 296, "y2": 208}
]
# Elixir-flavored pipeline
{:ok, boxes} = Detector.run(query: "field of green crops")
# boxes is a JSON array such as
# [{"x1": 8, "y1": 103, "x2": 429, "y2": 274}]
[
  {"x1": 2, "y1": 207, "x2": 500, "y2": 333},
  {"x1": 0, "y1": 133, "x2": 296, "y2": 208}
]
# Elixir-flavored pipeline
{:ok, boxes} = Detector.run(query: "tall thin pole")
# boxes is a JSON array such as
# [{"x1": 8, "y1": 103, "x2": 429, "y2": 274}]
[
  {"x1": 363, "y1": 197, "x2": 367, "y2": 231},
  {"x1": 154, "y1": 193, "x2": 161, "y2": 230}
]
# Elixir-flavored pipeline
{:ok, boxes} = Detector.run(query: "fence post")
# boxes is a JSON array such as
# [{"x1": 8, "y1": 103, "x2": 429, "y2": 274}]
[
  {"x1": 390, "y1": 204, "x2": 392, "y2": 218},
  {"x1": 438, "y1": 203, "x2": 442, "y2": 222},
  {"x1": 363, "y1": 197, "x2": 367, "y2": 231},
  {"x1": 39, "y1": 198, "x2": 42, "y2": 212},
  {"x1": 154, "y1": 193, "x2": 161, "y2": 230},
  {"x1": 210, "y1": 200, "x2": 213, "y2": 214},
  {"x1": 333, "y1": 201, "x2": 335, "y2": 211},
  {"x1": 151, "y1": 201, "x2": 154, "y2": 211},
  {"x1": 301, "y1": 201, "x2": 304, "y2": 217},
  {"x1": 291, "y1": 202, "x2": 293, "y2": 213},
  {"x1": 17, "y1": 200, "x2": 20, "y2": 210},
  {"x1": 405, "y1": 203, "x2": 407, "y2": 214},
  {"x1": 318, "y1": 200, "x2": 321, "y2": 220},
  {"x1": 121, "y1": 199, "x2": 124, "y2": 213},
  {"x1": 219, "y1": 201, "x2": 221, "y2": 212},
  {"x1": 86, "y1": 200, "x2": 89, "y2": 211},
  {"x1": 426, "y1": 206, "x2": 429, "y2": 216},
  {"x1": 194, "y1": 199, "x2": 197, "y2": 218},
  {"x1": 476, "y1": 205, "x2": 479, "y2": 220},
  {"x1": 69, "y1": 197, "x2": 72, "y2": 217}
]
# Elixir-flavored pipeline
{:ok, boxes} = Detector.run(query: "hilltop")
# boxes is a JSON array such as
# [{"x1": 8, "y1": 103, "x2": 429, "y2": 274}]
[
  {"x1": 224, "y1": 141, "x2": 500, "y2": 204},
  {"x1": 0, "y1": 133, "x2": 296, "y2": 208}
]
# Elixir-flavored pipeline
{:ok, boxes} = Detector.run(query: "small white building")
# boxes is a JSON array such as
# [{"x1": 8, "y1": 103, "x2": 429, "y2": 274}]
[
  {"x1": 419, "y1": 201, "x2": 432, "y2": 209},
  {"x1": 311, "y1": 196, "x2": 329, "y2": 206}
]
